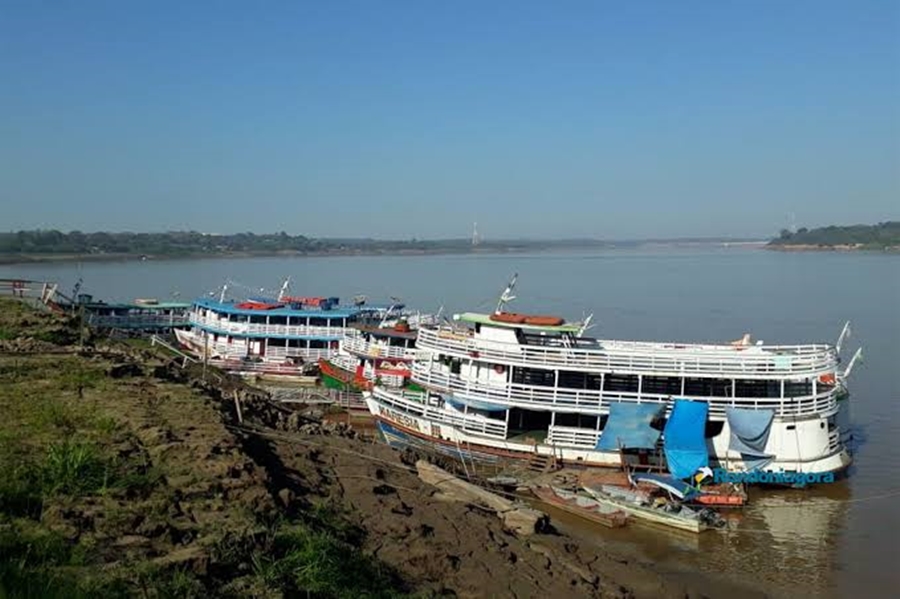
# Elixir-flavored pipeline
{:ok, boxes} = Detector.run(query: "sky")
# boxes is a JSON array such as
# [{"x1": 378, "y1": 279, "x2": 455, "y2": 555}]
[{"x1": 1, "y1": 1, "x2": 898, "y2": 240}]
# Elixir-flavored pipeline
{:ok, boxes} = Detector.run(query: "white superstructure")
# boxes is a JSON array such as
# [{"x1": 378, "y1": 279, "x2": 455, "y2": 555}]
[{"x1": 366, "y1": 278, "x2": 855, "y2": 476}]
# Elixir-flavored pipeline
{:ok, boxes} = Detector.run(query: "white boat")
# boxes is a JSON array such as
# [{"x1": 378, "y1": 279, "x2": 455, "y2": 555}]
[
  {"x1": 582, "y1": 485, "x2": 713, "y2": 534},
  {"x1": 365, "y1": 275, "x2": 856, "y2": 479},
  {"x1": 174, "y1": 279, "x2": 421, "y2": 380}
]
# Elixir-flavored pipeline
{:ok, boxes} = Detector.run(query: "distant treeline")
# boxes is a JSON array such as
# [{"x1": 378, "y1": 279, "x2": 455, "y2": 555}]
[
  {"x1": 0, "y1": 230, "x2": 619, "y2": 258},
  {"x1": 769, "y1": 222, "x2": 900, "y2": 250}
]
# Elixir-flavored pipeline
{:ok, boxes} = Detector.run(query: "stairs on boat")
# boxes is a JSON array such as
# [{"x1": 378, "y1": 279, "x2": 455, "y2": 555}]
[{"x1": 527, "y1": 453, "x2": 559, "y2": 473}]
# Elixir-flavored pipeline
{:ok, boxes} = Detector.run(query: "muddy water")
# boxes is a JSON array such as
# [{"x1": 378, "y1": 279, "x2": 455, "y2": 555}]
[{"x1": 4, "y1": 247, "x2": 898, "y2": 597}]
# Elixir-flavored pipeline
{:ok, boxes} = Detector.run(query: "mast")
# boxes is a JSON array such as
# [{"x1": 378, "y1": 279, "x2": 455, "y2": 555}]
[
  {"x1": 278, "y1": 277, "x2": 291, "y2": 301},
  {"x1": 495, "y1": 273, "x2": 518, "y2": 314}
]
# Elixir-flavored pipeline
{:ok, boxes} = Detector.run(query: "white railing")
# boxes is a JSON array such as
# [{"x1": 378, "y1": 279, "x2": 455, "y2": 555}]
[
  {"x1": 411, "y1": 363, "x2": 838, "y2": 418},
  {"x1": 191, "y1": 316, "x2": 343, "y2": 338},
  {"x1": 342, "y1": 333, "x2": 416, "y2": 360},
  {"x1": 546, "y1": 425, "x2": 601, "y2": 449},
  {"x1": 87, "y1": 314, "x2": 190, "y2": 328},
  {"x1": 372, "y1": 388, "x2": 508, "y2": 439},
  {"x1": 417, "y1": 327, "x2": 837, "y2": 378}
]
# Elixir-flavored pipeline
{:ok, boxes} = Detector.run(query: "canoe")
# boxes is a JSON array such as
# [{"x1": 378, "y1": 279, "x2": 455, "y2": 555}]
[
  {"x1": 489, "y1": 312, "x2": 527, "y2": 324},
  {"x1": 523, "y1": 315, "x2": 566, "y2": 326},
  {"x1": 531, "y1": 486, "x2": 628, "y2": 528}
]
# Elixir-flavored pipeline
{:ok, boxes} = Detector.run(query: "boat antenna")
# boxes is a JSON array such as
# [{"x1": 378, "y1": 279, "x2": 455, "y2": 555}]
[
  {"x1": 379, "y1": 301, "x2": 398, "y2": 328},
  {"x1": 836, "y1": 321, "x2": 851, "y2": 354},
  {"x1": 278, "y1": 277, "x2": 291, "y2": 301},
  {"x1": 577, "y1": 313, "x2": 595, "y2": 337},
  {"x1": 219, "y1": 282, "x2": 228, "y2": 303},
  {"x1": 495, "y1": 273, "x2": 518, "y2": 314}
]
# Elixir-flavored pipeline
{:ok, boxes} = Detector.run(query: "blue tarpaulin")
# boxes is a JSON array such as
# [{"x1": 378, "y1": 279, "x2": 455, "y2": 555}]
[
  {"x1": 663, "y1": 399, "x2": 709, "y2": 479},
  {"x1": 596, "y1": 402, "x2": 663, "y2": 451},
  {"x1": 726, "y1": 407, "x2": 775, "y2": 470}
]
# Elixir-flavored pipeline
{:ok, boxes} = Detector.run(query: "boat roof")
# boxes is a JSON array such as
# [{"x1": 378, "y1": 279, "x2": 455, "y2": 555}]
[
  {"x1": 82, "y1": 301, "x2": 191, "y2": 310},
  {"x1": 192, "y1": 298, "x2": 386, "y2": 318},
  {"x1": 454, "y1": 312, "x2": 583, "y2": 333}
]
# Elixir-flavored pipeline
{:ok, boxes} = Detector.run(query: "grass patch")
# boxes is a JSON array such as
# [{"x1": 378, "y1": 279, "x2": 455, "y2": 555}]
[
  {"x1": 42, "y1": 438, "x2": 110, "y2": 496},
  {"x1": 250, "y1": 522, "x2": 407, "y2": 598}
]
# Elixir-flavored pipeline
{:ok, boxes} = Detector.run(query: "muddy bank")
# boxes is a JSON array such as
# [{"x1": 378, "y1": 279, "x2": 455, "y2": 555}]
[{"x1": 0, "y1": 298, "x2": 764, "y2": 597}]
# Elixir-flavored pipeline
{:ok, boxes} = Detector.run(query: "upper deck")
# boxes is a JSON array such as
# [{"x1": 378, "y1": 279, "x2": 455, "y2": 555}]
[{"x1": 415, "y1": 323, "x2": 839, "y2": 379}]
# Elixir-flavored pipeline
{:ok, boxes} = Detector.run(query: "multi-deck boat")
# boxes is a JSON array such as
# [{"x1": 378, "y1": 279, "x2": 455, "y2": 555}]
[
  {"x1": 319, "y1": 311, "x2": 437, "y2": 391},
  {"x1": 174, "y1": 281, "x2": 407, "y2": 380},
  {"x1": 366, "y1": 276, "x2": 856, "y2": 477}
]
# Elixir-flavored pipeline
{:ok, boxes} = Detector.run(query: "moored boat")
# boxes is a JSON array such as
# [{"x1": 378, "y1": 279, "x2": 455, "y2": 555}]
[
  {"x1": 530, "y1": 485, "x2": 628, "y2": 528},
  {"x1": 174, "y1": 279, "x2": 413, "y2": 380},
  {"x1": 582, "y1": 485, "x2": 723, "y2": 534},
  {"x1": 366, "y1": 275, "x2": 858, "y2": 483}
]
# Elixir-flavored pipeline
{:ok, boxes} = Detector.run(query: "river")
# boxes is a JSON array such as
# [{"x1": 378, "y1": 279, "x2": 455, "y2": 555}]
[{"x1": 3, "y1": 247, "x2": 898, "y2": 597}]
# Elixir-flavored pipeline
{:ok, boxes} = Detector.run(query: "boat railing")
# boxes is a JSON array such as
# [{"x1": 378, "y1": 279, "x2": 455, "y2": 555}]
[
  {"x1": 411, "y1": 363, "x2": 837, "y2": 418},
  {"x1": 87, "y1": 314, "x2": 190, "y2": 328},
  {"x1": 191, "y1": 316, "x2": 343, "y2": 338},
  {"x1": 417, "y1": 328, "x2": 837, "y2": 378},
  {"x1": 546, "y1": 425, "x2": 600, "y2": 449},
  {"x1": 341, "y1": 334, "x2": 416, "y2": 360},
  {"x1": 373, "y1": 388, "x2": 508, "y2": 439}
]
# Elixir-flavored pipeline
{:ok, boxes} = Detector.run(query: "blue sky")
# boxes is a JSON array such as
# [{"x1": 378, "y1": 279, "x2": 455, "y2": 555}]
[{"x1": 1, "y1": 1, "x2": 898, "y2": 239}]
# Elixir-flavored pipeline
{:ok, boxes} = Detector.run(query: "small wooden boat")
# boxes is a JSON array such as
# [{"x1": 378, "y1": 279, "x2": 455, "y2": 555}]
[
  {"x1": 583, "y1": 485, "x2": 722, "y2": 534},
  {"x1": 531, "y1": 486, "x2": 628, "y2": 528}
]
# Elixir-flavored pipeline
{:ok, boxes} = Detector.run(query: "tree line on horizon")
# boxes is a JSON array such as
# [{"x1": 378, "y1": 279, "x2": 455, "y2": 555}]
[
  {"x1": 0, "y1": 229, "x2": 606, "y2": 256},
  {"x1": 770, "y1": 221, "x2": 900, "y2": 249}
]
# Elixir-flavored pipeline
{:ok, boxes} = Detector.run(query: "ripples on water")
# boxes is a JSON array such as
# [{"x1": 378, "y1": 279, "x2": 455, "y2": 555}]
[{"x1": 3, "y1": 247, "x2": 898, "y2": 597}]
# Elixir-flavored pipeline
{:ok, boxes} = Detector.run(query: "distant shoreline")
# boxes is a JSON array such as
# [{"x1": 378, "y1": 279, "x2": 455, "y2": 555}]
[
  {"x1": 765, "y1": 244, "x2": 900, "y2": 252},
  {"x1": 0, "y1": 242, "x2": 771, "y2": 266}
]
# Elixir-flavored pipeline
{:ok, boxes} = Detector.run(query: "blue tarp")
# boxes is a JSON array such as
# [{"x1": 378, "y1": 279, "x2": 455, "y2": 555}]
[
  {"x1": 663, "y1": 399, "x2": 709, "y2": 479},
  {"x1": 631, "y1": 473, "x2": 700, "y2": 500},
  {"x1": 726, "y1": 407, "x2": 775, "y2": 470},
  {"x1": 446, "y1": 394, "x2": 509, "y2": 413},
  {"x1": 596, "y1": 402, "x2": 663, "y2": 451}
]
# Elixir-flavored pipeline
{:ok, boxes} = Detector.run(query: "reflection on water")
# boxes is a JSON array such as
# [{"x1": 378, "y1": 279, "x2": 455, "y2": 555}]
[
  {"x1": 549, "y1": 483, "x2": 851, "y2": 598},
  {"x1": 2, "y1": 248, "x2": 898, "y2": 596}
]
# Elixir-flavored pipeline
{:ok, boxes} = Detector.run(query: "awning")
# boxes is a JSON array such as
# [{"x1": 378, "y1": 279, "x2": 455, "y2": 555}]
[
  {"x1": 725, "y1": 407, "x2": 775, "y2": 470},
  {"x1": 596, "y1": 402, "x2": 663, "y2": 451},
  {"x1": 631, "y1": 473, "x2": 700, "y2": 500},
  {"x1": 663, "y1": 399, "x2": 709, "y2": 479},
  {"x1": 445, "y1": 394, "x2": 508, "y2": 413}
]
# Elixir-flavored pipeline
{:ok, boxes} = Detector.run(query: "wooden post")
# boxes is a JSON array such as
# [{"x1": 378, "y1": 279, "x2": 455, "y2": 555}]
[{"x1": 233, "y1": 390, "x2": 243, "y2": 424}]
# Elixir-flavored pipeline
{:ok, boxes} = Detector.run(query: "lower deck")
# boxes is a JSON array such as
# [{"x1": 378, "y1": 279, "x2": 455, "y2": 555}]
[{"x1": 367, "y1": 388, "x2": 852, "y2": 475}]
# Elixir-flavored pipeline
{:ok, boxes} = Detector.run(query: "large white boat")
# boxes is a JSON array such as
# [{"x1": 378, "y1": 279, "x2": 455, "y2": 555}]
[{"x1": 366, "y1": 276, "x2": 856, "y2": 477}]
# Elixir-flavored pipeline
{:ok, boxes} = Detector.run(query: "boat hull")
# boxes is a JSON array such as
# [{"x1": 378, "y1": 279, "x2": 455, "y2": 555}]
[{"x1": 366, "y1": 391, "x2": 852, "y2": 477}]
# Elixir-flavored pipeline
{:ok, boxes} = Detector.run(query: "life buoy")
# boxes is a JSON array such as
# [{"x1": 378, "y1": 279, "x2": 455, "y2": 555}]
[{"x1": 494, "y1": 364, "x2": 506, "y2": 374}]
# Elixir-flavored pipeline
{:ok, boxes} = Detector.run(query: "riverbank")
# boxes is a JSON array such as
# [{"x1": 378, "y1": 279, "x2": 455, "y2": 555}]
[
  {"x1": 766, "y1": 244, "x2": 900, "y2": 252},
  {"x1": 0, "y1": 298, "x2": 765, "y2": 597}
]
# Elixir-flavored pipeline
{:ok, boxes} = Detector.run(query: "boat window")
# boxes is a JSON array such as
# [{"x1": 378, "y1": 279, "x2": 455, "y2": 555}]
[
  {"x1": 309, "y1": 339, "x2": 326, "y2": 349},
  {"x1": 309, "y1": 317, "x2": 329, "y2": 327},
  {"x1": 250, "y1": 315, "x2": 267, "y2": 325},
  {"x1": 268, "y1": 338, "x2": 287, "y2": 347},
  {"x1": 269, "y1": 316, "x2": 287, "y2": 326},
  {"x1": 786, "y1": 424, "x2": 796, "y2": 431},
  {"x1": 641, "y1": 376, "x2": 681, "y2": 395},
  {"x1": 511, "y1": 366, "x2": 555, "y2": 387},
  {"x1": 554, "y1": 412, "x2": 599, "y2": 429},
  {"x1": 784, "y1": 381, "x2": 813, "y2": 397},
  {"x1": 735, "y1": 379, "x2": 781, "y2": 399},
  {"x1": 603, "y1": 374, "x2": 639, "y2": 393},
  {"x1": 450, "y1": 358, "x2": 462, "y2": 375},
  {"x1": 684, "y1": 378, "x2": 732, "y2": 397}
]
